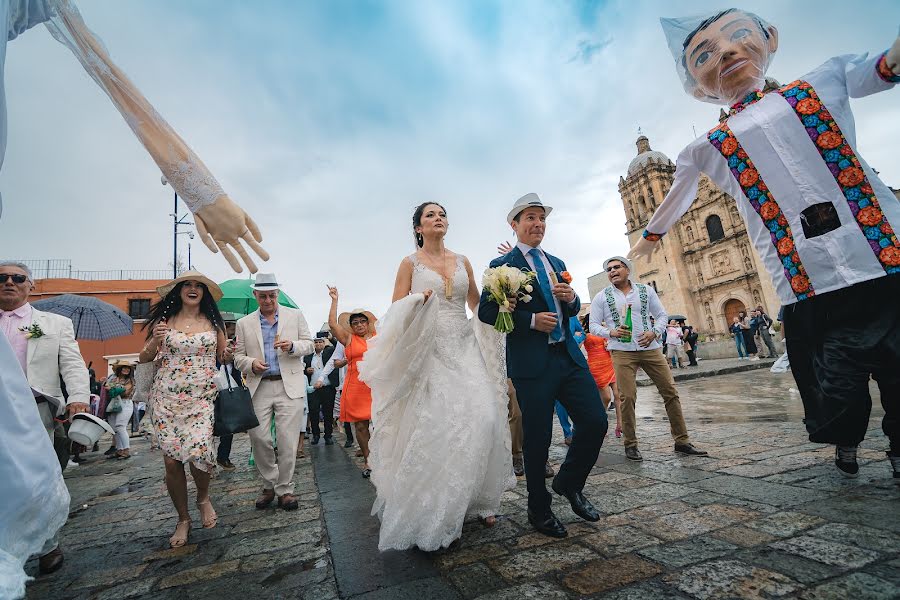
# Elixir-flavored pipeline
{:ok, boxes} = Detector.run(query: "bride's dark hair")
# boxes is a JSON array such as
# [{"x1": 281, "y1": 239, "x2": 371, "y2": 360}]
[{"x1": 412, "y1": 202, "x2": 448, "y2": 248}]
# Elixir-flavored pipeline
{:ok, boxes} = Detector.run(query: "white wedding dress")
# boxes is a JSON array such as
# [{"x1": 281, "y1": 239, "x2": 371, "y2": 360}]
[{"x1": 359, "y1": 253, "x2": 515, "y2": 551}]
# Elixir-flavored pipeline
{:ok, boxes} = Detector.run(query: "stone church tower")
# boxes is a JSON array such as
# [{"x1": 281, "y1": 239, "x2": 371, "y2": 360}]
[{"x1": 609, "y1": 134, "x2": 781, "y2": 338}]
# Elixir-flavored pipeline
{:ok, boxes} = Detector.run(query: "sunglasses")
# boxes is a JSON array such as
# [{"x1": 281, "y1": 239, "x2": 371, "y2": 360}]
[{"x1": 0, "y1": 274, "x2": 28, "y2": 284}]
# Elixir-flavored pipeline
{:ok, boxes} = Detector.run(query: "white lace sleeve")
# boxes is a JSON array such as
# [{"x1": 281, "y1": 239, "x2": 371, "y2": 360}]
[{"x1": 44, "y1": 0, "x2": 224, "y2": 213}]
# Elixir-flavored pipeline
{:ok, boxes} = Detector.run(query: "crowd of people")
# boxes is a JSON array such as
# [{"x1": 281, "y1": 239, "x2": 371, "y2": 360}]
[{"x1": 2, "y1": 4, "x2": 899, "y2": 597}]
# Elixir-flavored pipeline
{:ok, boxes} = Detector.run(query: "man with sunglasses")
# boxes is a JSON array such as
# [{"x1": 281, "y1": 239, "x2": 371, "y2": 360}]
[
  {"x1": 589, "y1": 256, "x2": 706, "y2": 462},
  {"x1": 0, "y1": 261, "x2": 90, "y2": 576}
]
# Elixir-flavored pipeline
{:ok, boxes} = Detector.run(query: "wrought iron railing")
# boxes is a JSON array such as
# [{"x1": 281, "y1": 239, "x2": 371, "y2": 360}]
[{"x1": 8, "y1": 259, "x2": 172, "y2": 281}]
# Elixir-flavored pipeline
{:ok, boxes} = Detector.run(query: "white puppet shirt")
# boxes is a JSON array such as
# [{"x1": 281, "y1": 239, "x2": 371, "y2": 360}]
[{"x1": 643, "y1": 51, "x2": 900, "y2": 305}]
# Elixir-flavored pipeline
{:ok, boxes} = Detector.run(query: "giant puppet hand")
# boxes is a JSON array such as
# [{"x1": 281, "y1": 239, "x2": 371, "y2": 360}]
[
  {"x1": 194, "y1": 196, "x2": 269, "y2": 273},
  {"x1": 45, "y1": 0, "x2": 267, "y2": 273},
  {"x1": 627, "y1": 237, "x2": 657, "y2": 261}
]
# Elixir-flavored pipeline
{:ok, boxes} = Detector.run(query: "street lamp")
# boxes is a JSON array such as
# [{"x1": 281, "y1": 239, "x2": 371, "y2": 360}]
[{"x1": 161, "y1": 175, "x2": 194, "y2": 277}]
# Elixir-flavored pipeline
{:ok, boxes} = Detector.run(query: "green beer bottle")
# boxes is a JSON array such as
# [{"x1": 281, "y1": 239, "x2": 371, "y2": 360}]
[{"x1": 621, "y1": 304, "x2": 633, "y2": 343}]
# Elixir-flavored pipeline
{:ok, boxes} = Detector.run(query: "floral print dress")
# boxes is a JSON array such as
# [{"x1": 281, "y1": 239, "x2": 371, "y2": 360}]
[{"x1": 149, "y1": 330, "x2": 218, "y2": 471}]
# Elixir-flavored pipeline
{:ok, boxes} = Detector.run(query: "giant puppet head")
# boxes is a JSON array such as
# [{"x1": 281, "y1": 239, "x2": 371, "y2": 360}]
[{"x1": 661, "y1": 9, "x2": 779, "y2": 106}]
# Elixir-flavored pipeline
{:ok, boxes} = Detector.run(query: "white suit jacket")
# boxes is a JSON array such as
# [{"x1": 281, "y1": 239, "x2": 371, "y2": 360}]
[
  {"x1": 26, "y1": 308, "x2": 90, "y2": 406},
  {"x1": 233, "y1": 307, "x2": 314, "y2": 400}
]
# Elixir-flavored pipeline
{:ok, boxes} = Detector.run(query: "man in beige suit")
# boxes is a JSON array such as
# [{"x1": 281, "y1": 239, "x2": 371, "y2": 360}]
[
  {"x1": 0, "y1": 261, "x2": 89, "y2": 575},
  {"x1": 234, "y1": 273, "x2": 313, "y2": 511}
]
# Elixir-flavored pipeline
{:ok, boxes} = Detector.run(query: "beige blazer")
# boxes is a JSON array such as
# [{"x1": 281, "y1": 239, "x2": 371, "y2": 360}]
[
  {"x1": 233, "y1": 306, "x2": 314, "y2": 400},
  {"x1": 26, "y1": 308, "x2": 90, "y2": 406}
]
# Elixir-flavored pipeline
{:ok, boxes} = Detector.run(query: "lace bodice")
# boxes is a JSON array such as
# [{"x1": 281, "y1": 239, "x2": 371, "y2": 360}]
[{"x1": 409, "y1": 253, "x2": 469, "y2": 312}]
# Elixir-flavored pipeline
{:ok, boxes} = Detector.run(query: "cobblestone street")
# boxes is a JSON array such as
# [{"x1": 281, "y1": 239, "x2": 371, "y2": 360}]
[{"x1": 25, "y1": 371, "x2": 899, "y2": 599}]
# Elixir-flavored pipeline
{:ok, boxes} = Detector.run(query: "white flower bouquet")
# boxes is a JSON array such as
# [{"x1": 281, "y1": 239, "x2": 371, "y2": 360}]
[{"x1": 482, "y1": 265, "x2": 536, "y2": 333}]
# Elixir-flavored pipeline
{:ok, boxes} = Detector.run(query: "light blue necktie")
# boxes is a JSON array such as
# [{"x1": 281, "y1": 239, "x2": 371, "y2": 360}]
[{"x1": 528, "y1": 248, "x2": 563, "y2": 342}]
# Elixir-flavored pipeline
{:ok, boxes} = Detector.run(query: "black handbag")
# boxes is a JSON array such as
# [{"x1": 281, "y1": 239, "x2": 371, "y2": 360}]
[{"x1": 214, "y1": 367, "x2": 259, "y2": 436}]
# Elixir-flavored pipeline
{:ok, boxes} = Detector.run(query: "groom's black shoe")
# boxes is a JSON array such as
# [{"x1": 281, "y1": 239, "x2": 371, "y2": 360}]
[
  {"x1": 551, "y1": 478, "x2": 600, "y2": 522},
  {"x1": 527, "y1": 509, "x2": 568, "y2": 538}
]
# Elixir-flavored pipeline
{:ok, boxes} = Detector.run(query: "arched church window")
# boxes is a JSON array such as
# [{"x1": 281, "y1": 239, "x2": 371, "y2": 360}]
[{"x1": 706, "y1": 214, "x2": 725, "y2": 242}]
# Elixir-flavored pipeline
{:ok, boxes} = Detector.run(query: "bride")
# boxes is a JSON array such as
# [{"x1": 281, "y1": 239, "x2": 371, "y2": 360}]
[{"x1": 359, "y1": 202, "x2": 515, "y2": 551}]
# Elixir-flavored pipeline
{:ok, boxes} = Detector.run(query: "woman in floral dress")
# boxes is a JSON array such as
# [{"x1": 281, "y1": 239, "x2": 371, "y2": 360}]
[{"x1": 139, "y1": 271, "x2": 228, "y2": 548}]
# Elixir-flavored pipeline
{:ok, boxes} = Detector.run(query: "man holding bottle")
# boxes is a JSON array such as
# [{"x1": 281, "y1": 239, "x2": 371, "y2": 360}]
[{"x1": 589, "y1": 257, "x2": 707, "y2": 461}]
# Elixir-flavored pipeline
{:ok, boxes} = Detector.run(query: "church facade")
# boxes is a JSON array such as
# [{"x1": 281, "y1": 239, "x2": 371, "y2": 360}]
[{"x1": 588, "y1": 135, "x2": 781, "y2": 339}]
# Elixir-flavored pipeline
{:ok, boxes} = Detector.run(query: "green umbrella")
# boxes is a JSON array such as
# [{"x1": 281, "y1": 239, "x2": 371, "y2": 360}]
[{"x1": 216, "y1": 279, "x2": 299, "y2": 316}]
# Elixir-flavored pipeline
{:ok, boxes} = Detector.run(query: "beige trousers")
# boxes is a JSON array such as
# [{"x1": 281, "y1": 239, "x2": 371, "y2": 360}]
[
  {"x1": 248, "y1": 379, "x2": 304, "y2": 495},
  {"x1": 507, "y1": 379, "x2": 523, "y2": 457},
  {"x1": 611, "y1": 349, "x2": 690, "y2": 449}
]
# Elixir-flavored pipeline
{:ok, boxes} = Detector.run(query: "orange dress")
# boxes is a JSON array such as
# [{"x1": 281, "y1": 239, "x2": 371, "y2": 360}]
[
  {"x1": 339, "y1": 335, "x2": 373, "y2": 422},
  {"x1": 584, "y1": 334, "x2": 616, "y2": 388}
]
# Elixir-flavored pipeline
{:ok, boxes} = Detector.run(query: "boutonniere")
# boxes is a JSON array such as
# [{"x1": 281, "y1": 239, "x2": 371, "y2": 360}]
[
  {"x1": 19, "y1": 323, "x2": 44, "y2": 339},
  {"x1": 548, "y1": 271, "x2": 573, "y2": 285}
]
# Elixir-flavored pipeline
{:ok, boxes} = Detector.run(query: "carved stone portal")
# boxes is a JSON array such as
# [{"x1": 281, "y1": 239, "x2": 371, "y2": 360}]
[{"x1": 710, "y1": 250, "x2": 733, "y2": 276}]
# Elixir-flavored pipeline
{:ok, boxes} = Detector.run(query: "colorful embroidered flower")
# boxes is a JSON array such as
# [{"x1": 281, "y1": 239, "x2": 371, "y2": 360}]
[
  {"x1": 837, "y1": 167, "x2": 865, "y2": 187},
  {"x1": 777, "y1": 214, "x2": 788, "y2": 226},
  {"x1": 795, "y1": 97, "x2": 821, "y2": 115},
  {"x1": 857, "y1": 206, "x2": 884, "y2": 227},
  {"x1": 881, "y1": 246, "x2": 900, "y2": 266},
  {"x1": 816, "y1": 131, "x2": 842, "y2": 150},
  {"x1": 881, "y1": 222, "x2": 894, "y2": 235},
  {"x1": 759, "y1": 201, "x2": 779, "y2": 221},
  {"x1": 776, "y1": 237, "x2": 794, "y2": 256},
  {"x1": 736, "y1": 148, "x2": 748, "y2": 160},
  {"x1": 791, "y1": 275, "x2": 811, "y2": 293},
  {"x1": 721, "y1": 137, "x2": 738, "y2": 156},
  {"x1": 860, "y1": 183, "x2": 874, "y2": 195},
  {"x1": 876, "y1": 52, "x2": 900, "y2": 83},
  {"x1": 739, "y1": 168, "x2": 759, "y2": 187}
]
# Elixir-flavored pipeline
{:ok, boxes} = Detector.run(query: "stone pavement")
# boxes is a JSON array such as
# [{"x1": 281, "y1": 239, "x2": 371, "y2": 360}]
[
  {"x1": 636, "y1": 356, "x2": 777, "y2": 386},
  {"x1": 26, "y1": 371, "x2": 899, "y2": 599}
]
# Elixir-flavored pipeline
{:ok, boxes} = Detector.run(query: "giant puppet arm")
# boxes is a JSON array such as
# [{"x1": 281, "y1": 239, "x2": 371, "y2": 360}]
[
  {"x1": 44, "y1": 0, "x2": 268, "y2": 273},
  {"x1": 884, "y1": 33, "x2": 900, "y2": 76}
]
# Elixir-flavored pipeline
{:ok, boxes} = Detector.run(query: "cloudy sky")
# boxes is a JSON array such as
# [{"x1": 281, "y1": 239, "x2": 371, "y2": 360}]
[{"x1": 2, "y1": 0, "x2": 899, "y2": 328}]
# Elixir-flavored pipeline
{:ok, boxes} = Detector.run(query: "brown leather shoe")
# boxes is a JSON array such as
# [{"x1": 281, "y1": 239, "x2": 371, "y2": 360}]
[
  {"x1": 278, "y1": 493, "x2": 299, "y2": 511},
  {"x1": 39, "y1": 546, "x2": 64, "y2": 575},
  {"x1": 255, "y1": 488, "x2": 276, "y2": 509}
]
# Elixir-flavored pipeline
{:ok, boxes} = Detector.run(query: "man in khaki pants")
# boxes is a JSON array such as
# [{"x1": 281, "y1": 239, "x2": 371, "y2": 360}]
[
  {"x1": 234, "y1": 273, "x2": 314, "y2": 510},
  {"x1": 589, "y1": 257, "x2": 707, "y2": 462}
]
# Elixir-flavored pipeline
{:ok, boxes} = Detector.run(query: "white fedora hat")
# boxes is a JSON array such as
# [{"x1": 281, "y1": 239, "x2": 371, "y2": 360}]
[
  {"x1": 253, "y1": 273, "x2": 281, "y2": 291},
  {"x1": 507, "y1": 193, "x2": 553, "y2": 224}
]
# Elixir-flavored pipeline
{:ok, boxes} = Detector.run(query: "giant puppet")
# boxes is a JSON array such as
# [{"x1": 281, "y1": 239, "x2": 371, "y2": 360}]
[{"x1": 628, "y1": 9, "x2": 899, "y2": 479}]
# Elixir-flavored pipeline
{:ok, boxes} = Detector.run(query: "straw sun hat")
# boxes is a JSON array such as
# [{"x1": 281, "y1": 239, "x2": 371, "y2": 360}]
[
  {"x1": 156, "y1": 270, "x2": 224, "y2": 302},
  {"x1": 338, "y1": 309, "x2": 378, "y2": 332}
]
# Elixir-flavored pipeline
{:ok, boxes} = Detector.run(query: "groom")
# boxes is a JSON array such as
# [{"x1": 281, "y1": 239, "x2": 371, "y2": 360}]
[{"x1": 479, "y1": 193, "x2": 608, "y2": 538}]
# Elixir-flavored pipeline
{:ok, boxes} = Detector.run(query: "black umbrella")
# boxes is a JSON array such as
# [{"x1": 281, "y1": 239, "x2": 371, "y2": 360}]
[{"x1": 32, "y1": 294, "x2": 133, "y2": 340}]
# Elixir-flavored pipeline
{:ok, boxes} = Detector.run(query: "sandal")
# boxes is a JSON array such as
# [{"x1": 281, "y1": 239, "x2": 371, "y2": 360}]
[
  {"x1": 169, "y1": 519, "x2": 191, "y2": 548},
  {"x1": 196, "y1": 499, "x2": 218, "y2": 529}
]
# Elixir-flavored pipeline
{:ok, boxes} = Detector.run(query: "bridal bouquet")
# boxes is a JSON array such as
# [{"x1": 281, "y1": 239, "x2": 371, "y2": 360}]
[{"x1": 483, "y1": 265, "x2": 536, "y2": 333}]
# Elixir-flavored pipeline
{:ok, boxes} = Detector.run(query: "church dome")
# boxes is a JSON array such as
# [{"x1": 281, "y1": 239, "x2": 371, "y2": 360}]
[{"x1": 626, "y1": 135, "x2": 672, "y2": 177}]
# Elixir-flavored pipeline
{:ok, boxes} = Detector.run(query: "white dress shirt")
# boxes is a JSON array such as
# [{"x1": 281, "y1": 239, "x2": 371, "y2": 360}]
[
  {"x1": 643, "y1": 52, "x2": 900, "y2": 305},
  {"x1": 328, "y1": 342, "x2": 346, "y2": 390},
  {"x1": 589, "y1": 281, "x2": 667, "y2": 352},
  {"x1": 516, "y1": 241, "x2": 572, "y2": 341},
  {"x1": 311, "y1": 349, "x2": 335, "y2": 387}
]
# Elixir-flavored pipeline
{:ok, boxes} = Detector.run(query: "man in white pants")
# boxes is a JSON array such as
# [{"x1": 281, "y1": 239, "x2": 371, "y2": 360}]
[{"x1": 234, "y1": 273, "x2": 314, "y2": 511}]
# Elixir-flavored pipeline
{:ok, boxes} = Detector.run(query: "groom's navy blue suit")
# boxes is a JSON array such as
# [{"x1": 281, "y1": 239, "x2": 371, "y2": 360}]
[{"x1": 479, "y1": 246, "x2": 607, "y2": 514}]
